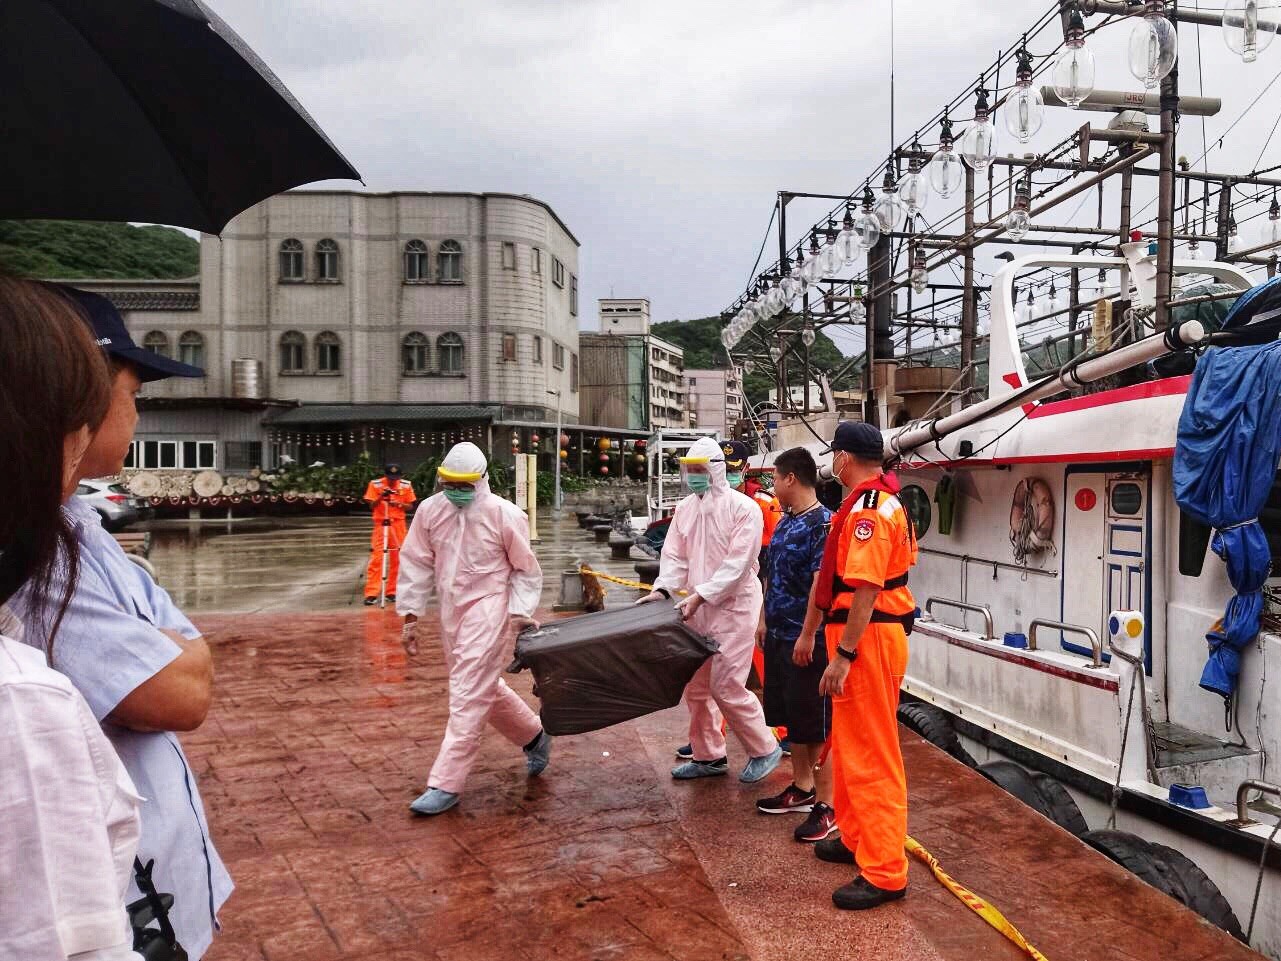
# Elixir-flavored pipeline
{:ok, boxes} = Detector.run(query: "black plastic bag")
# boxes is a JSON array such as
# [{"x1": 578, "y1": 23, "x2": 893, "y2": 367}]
[{"x1": 510, "y1": 602, "x2": 718, "y2": 736}]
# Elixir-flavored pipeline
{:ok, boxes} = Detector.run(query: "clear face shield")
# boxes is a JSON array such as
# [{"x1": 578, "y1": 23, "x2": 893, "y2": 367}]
[{"x1": 679, "y1": 455, "x2": 717, "y2": 495}]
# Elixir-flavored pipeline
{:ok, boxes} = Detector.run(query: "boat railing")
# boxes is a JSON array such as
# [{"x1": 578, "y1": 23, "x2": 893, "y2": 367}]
[
  {"x1": 1230, "y1": 779, "x2": 1281, "y2": 827},
  {"x1": 923, "y1": 597, "x2": 994, "y2": 640},
  {"x1": 1028, "y1": 619, "x2": 1104, "y2": 669}
]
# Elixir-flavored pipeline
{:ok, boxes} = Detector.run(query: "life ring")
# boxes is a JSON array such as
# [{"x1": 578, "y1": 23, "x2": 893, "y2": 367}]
[{"x1": 1009, "y1": 477, "x2": 1054, "y2": 563}]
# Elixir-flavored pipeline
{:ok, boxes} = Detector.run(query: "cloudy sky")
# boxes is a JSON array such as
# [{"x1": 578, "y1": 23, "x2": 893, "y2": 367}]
[{"x1": 209, "y1": 0, "x2": 1281, "y2": 343}]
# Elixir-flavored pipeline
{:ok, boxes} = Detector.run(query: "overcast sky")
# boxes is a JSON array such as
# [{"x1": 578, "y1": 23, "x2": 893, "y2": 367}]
[{"x1": 208, "y1": 0, "x2": 1281, "y2": 344}]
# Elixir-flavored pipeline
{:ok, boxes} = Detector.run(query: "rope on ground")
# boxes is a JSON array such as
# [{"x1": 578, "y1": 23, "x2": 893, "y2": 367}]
[
  {"x1": 578, "y1": 565, "x2": 687, "y2": 595},
  {"x1": 905, "y1": 837, "x2": 1052, "y2": 961}
]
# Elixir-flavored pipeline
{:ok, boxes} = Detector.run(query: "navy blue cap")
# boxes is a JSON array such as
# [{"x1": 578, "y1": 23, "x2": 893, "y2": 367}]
[
  {"x1": 385, "y1": 463, "x2": 402, "y2": 477},
  {"x1": 55, "y1": 284, "x2": 204, "y2": 383},
  {"x1": 827, "y1": 421, "x2": 885, "y2": 460},
  {"x1": 720, "y1": 440, "x2": 750, "y2": 469}
]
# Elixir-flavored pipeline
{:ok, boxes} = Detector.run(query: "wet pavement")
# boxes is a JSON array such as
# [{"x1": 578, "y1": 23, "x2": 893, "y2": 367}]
[
  {"x1": 187, "y1": 605, "x2": 1263, "y2": 961},
  {"x1": 144, "y1": 513, "x2": 650, "y2": 614}
]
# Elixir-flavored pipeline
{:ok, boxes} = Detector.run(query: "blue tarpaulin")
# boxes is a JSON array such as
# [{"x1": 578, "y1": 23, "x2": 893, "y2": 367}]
[{"x1": 1173, "y1": 335, "x2": 1281, "y2": 699}]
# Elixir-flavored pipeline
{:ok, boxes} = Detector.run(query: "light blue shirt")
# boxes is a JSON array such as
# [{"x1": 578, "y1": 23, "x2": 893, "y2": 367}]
[{"x1": 11, "y1": 499, "x2": 232, "y2": 960}]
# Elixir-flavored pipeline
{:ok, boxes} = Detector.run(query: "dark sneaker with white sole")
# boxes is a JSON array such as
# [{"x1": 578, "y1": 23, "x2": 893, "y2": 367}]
[
  {"x1": 815, "y1": 836, "x2": 856, "y2": 864},
  {"x1": 755, "y1": 783, "x2": 816, "y2": 814},
  {"x1": 674, "y1": 743, "x2": 694, "y2": 760},
  {"x1": 794, "y1": 802, "x2": 837, "y2": 842},
  {"x1": 832, "y1": 876, "x2": 906, "y2": 910}
]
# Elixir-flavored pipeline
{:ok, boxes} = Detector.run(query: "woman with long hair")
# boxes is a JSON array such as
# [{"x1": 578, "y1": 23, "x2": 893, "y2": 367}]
[{"x1": 0, "y1": 276, "x2": 144, "y2": 960}]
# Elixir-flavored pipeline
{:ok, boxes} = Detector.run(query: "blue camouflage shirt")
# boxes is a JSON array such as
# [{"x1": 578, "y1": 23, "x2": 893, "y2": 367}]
[{"x1": 763, "y1": 503, "x2": 831, "y2": 643}]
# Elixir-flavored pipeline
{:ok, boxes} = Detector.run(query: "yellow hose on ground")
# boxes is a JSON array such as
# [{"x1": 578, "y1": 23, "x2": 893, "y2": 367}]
[
  {"x1": 905, "y1": 836, "x2": 1051, "y2": 961},
  {"x1": 579, "y1": 565, "x2": 687, "y2": 595}
]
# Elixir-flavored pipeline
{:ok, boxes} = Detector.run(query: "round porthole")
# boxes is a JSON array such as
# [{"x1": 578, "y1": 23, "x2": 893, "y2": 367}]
[
  {"x1": 1110, "y1": 482, "x2": 1143, "y2": 516},
  {"x1": 900, "y1": 485, "x2": 932, "y2": 539}
]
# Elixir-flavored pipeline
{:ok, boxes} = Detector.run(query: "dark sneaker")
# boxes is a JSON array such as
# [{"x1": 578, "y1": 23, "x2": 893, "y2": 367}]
[
  {"x1": 363, "y1": 597, "x2": 377, "y2": 606},
  {"x1": 832, "y1": 876, "x2": 906, "y2": 911},
  {"x1": 674, "y1": 743, "x2": 694, "y2": 760},
  {"x1": 778, "y1": 738, "x2": 792, "y2": 756},
  {"x1": 755, "y1": 783, "x2": 816, "y2": 815},
  {"x1": 794, "y1": 803, "x2": 838, "y2": 842},
  {"x1": 815, "y1": 836, "x2": 856, "y2": 864},
  {"x1": 386, "y1": 593, "x2": 396, "y2": 601}
]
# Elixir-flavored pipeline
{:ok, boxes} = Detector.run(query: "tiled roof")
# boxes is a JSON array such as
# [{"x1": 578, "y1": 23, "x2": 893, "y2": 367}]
[
  {"x1": 266, "y1": 404, "x2": 499, "y2": 425},
  {"x1": 106, "y1": 290, "x2": 200, "y2": 311}
]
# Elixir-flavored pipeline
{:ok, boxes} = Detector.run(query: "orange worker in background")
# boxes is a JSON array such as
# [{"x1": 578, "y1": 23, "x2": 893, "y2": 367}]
[
  {"x1": 812, "y1": 421, "x2": 918, "y2": 910},
  {"x1": 725, "y1": 441, "x2": 783, "y2": 701},
  {"x1": 364, "y1": 463, "x2": 418, "y2": 605}
]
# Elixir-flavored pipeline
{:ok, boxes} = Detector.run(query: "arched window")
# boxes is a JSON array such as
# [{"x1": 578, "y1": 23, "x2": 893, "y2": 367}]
[
  {"x1": 178, "y1": 331, "x2": 205, "y2": 368},
  {"x1": 142, "y1": 331, "x2": 170, "y2": 358},
  {"x1": 280, "y1": 330, "x2": 306, "y2": 373},
  {"x1": 437, "y1": 332, "x2": 464, "y2": 373},
  {"x1": 404, "y1": 240, "x2": 429, "y2": 282},
  {"x1": 437, "y1": 240, "x2": 462, "y2": 282},
  {"x1": 279, "y1": 238, "x2": 304, "y2": 281},
  {"x1": 402, "y1": 332, "x2": 430, "y2": 374},
  {"x1": 315, "y1": 239, "x2": 339, "y2": 282},
  {"x1": 315, "y1": 331, "x2": 341, "y2": 373}
]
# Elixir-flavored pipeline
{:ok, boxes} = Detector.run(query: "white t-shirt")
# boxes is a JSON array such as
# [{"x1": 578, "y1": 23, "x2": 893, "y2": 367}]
[{"x1": 0, "y1": 633, "x2": 142, "y2": 961}]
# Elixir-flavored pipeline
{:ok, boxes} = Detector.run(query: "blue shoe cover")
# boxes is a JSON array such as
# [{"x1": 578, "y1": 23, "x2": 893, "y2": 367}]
[
  {"x1": 409, "y1": 787, "x2": 459, "y2": 815},
  {"x1": 739, "y1": 746, "x2": 784, "y2": 783},
  {"x1": 525, "y1": 731, "x2": 552, "y2": 776},
  {"x1": 671, "y1": 759, "x2": 728, "y2": 780}
]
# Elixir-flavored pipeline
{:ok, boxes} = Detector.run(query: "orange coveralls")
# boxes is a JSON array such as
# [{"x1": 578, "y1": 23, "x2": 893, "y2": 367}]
[
  {"x1": 823, "y1": 481, "x2": 917, "y2": 891},
  {"x1": 363, "y1": 477, "x2": 417, "y2": 599}
]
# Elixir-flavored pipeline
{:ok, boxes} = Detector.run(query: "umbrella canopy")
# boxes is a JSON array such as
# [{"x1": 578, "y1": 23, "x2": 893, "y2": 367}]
[{"x1": 0, "y1": 0, "x2": 360, "y2": 234}]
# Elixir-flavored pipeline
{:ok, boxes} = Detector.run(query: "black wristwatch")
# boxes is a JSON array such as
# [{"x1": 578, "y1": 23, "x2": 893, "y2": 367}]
[{"x1": 835, "y1": 645, "x2": 858, "y2": 662}]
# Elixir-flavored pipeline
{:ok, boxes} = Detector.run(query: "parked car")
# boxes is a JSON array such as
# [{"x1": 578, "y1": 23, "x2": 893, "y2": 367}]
[{"x1": 74, "y1": 479, "x2": 144, "y2": 532}]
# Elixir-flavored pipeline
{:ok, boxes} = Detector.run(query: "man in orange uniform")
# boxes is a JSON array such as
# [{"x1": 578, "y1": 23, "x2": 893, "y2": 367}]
[
  {"x1": 363, "y1": 463, "x2": 418, "y2": 605},
  {"x1": 812, "y1": 421, "x2": 917, "y2": 910}
]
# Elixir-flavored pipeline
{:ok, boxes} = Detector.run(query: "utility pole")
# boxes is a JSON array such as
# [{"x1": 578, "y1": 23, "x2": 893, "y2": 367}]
[{"x1": 1155, "y1": 30, "x2": 1179, "y2": 330}]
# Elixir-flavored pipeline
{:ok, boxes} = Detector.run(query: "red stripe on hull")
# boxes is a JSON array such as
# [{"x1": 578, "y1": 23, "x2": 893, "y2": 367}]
[{"x1": 1029, "y1": 375, "x2": 1191, "y2": 418}]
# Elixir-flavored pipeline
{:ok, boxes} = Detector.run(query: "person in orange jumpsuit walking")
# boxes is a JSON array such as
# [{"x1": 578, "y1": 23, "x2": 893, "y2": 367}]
[
  {"x1": 812, "y1": 421, "x2": 918, "y2": 910},
  {"x1": 363, "y1": 463, "x2": 417, "y2": 605}
]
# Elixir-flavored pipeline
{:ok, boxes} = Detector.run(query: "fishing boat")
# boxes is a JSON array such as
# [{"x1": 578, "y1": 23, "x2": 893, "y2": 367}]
[{"x1": 780, "y1": 239, "x2": 1281, "y2": 954}]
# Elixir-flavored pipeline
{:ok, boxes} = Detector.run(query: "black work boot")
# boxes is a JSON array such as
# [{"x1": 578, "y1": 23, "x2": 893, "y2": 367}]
[
  {"x1": 832, "y1": 876, "x2": 907, "y2": 910},
  {"x1": 814, "y1": 836, "x2": 856, "y2": 864}
]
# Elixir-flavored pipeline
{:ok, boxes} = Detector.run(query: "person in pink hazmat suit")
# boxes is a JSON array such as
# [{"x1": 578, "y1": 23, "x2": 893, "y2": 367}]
[
  {"x1": 637, "y1": 435, "x2": 784, "y2": 783},
  {"x1": 397, "y1": 442, "x2": 549, "y2": 816}
]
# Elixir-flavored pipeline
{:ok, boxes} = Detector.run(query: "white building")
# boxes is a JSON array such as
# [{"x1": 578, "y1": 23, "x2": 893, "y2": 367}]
[
  {"x1": 74, "y1": 190, "x2": 581, "y2": 471},
  {"x1": 686, "y1": 367, "x2": 744, "y2": 436}
]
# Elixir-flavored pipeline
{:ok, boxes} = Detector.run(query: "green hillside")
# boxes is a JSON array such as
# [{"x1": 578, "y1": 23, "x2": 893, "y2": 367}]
[
  {"x1": 652, "y1": 315, "x2": 853, "y2": 405},
  {"x1": 0, "y1": 220, "x2": 199, "y2": 279}
]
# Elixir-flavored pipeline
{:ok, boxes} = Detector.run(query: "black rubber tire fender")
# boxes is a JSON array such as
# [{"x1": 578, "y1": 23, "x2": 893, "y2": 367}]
[
  {"x1": 897, "y1": 702, "x2": 978, "y2": 768},
  {"x1": 1079, "y1": 829, "x2": 1184, "y2": 900},
  {"x1": 977, "y1": 760, "x2": 1057, "y2": 821},
  {"x1": 1147, "y1": 842, "x2": 1246, "y2": 941},
  {"x1": 1029, "y1": 773, "x2": 1089, "y2": 837}
]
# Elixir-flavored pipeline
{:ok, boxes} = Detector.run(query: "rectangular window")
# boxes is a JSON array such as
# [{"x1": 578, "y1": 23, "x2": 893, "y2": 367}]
[
  {"x1": 533, "y1": 335, "x2": 543, "y2": 364},
  {"x1": 570, "y1": 275, "x2": 578, "y2": 316},
  {"x1": 502, "y1": 332, "x2": 517, "y2": 362},
  {"x1": 124, "y1": 443, "x2": 137, "y2": 469},
  {"x1": 552, "y1": 258, "x2": 565, "y2": 288},
  {"x1": 553, "y1": 342, "x2": 565, "y2": 370},
  {"x1": 502, "y1": 242, "x2": 516, "y2": 270},
  {"x1": 571, "y1": 353, "x2": 579, "y2": 392},
  {"x1": 223, "y1": 442, "x2": 261, "y2": 471},
  {"x1": 532, "y1": 247, "x2": 541, "y2": 274},
  {"x1": 158, "y1": 441, "x2": 177, "y2": 469}
]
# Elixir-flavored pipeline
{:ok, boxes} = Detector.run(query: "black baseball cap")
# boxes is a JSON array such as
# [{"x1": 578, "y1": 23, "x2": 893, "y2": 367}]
[
  {"x1": 385, "y1": 463, "x2": 403, "y2": 477},
  {"x1": 720, "y1": 440, "x2": 750, "y2": 470},
  {"x1": 826, "y1": 421, "x2": 885, "y2": 461},
  {"x1": 55, "y1": 284, "x2": 204, "y2": 383}
]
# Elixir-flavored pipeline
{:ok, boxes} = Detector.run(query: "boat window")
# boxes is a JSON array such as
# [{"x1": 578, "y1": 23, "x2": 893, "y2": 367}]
[
  {"x1": 1110, "y1": 482, "x2": 1143, "y2": 516},
  {"x1": 900, "y1": 485, "x2": 931, "y2": 539},
  {"x1": 1178, "y1": 511, "x2": 1212, "y2": 577}
]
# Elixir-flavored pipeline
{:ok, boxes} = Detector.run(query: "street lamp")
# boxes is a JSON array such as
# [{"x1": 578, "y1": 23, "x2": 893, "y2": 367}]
[{"x1": 547, "y1": 389, "x2": 562, "y2": 516}]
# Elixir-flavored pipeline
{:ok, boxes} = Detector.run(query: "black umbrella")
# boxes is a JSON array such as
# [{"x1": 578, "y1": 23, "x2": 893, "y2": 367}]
[{"x1": 0, "y1": 0, "x2": 361, "y2": 234}]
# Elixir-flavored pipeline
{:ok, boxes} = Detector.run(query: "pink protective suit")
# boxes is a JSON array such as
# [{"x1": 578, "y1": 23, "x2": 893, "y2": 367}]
[
  {"x1": 396, "y1": 444, "x2": 544, "y2": 794},
  {"x1": 653, "y1": 436, "x2": 776, "y2": 762}
]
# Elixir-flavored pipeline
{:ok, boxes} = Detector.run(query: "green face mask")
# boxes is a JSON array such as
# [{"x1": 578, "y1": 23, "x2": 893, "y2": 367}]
[
  {"x1": 444, "y1": 488, "x2": 475, "y2": 508},
  {"x1": 686, "y1": 474, "x2": 712, "y2": 495},
  {"x1": 726, "y1": 471, "x2": 744, "y2": 488}
]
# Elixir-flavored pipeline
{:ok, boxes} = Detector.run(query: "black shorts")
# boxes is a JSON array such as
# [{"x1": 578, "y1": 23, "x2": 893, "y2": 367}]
[{"x1": 762, "y1": 629, "x2": 831, "y2": 744}]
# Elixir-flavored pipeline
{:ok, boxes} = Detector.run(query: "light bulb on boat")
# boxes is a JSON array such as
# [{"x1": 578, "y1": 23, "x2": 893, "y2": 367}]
[
  {"x1": 910, "y1": 247, "x2": 929, "y2": 294},
  {"x1": 899, "y1": 141, "x2": 930, "y2": 213},
  {"x1": 928, "y1": 112, "x2": 965, "y2": 199},
  {"x1": 1128, "y1": 0, "x2": 1178, "y2": 89},
  {"x1": 1223, "y1": 1, "x2": 1280, "y2": 63},
  {"x1": 959, "y1": 80, "x2": 997, "y2": 172},
  {"x1": 1052, "y1": 7, "x2": 1096, "y2": 108},
  {"x1": 1005, "y1": 46, "x2": 1044, "y2": 143}
]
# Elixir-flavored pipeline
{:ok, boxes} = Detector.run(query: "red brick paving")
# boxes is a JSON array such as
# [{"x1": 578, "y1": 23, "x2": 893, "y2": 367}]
[{"x1": 187, "y1": 610, "x2": 1262, "y2": 961}]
